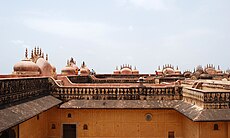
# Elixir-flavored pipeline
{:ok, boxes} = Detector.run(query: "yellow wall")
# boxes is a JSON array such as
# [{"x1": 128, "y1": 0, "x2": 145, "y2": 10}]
[
  {"x1": 182, "y1": 117, "x2": 199, "y2": 138},
  {"x1": 18, "y1": 107, "x2": 230, "y2": 138},
  {"x1": 182, "y1": 116, "x2": 229, "y2": 138},
  {"x1": 199, "y1": 122, "x2": 228, "y2": 138},
  {"x1": 19, "y1": 109, "x2": 49, "y2": 138},
  {"x1": 47, "y1": 108, "x2": 183, "y2": 138}
]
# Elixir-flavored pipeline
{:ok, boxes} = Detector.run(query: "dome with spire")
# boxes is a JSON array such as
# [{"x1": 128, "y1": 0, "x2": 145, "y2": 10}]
[
  {"x1": 174, "y1": 66, "x2": 181, "y2": 75},
  {"x1": 13, "y1": 47, "x2": 56, "y2": 77},
  {"x1": 162, "y1": 64, "x2": 175, "y2": 75},
  {"x1": 216, "y1": 65, "x2": 223, "y2": 74},
  {"x1": 80, "y1": 61, "x2": 90, "y2": 76},
  {"x1": 132, "y1": 66, "x2": 139, "y2": 74},
  {"x1": 113, "y1": 64, "x2": 139, "y2": 75},
  {"x1": 120, "y1": 64, "x2": 132, "y2": 75},
  {"x1": 69, "y1": 57, "x2": 79, "y2": 75},
  {"x1": 61, "y1": 60, "x2": 76, "y2": 75},
  {"x1": 61, "y1": 57, "x2": 79, "y2": 75},
  {"x1": 204, "y1": 64, "x2": 217, "y2": 75},
  {"x1": 113, "y1": 66, "x2": 120, "y2": 74},
  {"x1": 36, "y1": 57, "x2": 54, "y2": 76},
  {"x1": 13, "y1": 48, "x2": 40, "y2": 75}
]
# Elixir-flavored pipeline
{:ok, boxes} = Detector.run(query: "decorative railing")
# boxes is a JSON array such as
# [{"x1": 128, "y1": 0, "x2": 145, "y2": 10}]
[
  {"x1": 50, "y1": 85, "x2": 183, "y2": 101},
  {"x1": 183, "y1": 87, "x2": 205, "y2": 107},
  {"x1": 0, "y1": 77, "x2": 50, "y2": 107},
  {"x1": 183, "y1": 87, "x2": 230, "y2": 109},
  {"x1": 68, "y1": 75, "x2": 156, "y2": 84},
  {"x1": 204, "y1": 92, "x2": 230, "y2": 109}
]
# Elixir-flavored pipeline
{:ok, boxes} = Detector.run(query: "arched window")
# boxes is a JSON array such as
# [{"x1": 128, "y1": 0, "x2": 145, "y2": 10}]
[
  {"x1": 214, "y1": 124, "x2": 219, "y2": 130},
  {"x1": 67, "y1": 113, "x2": 72, "y2": 118},
  {"x1": 83, "y1": 124, "x2": 88, "y2": 130}
]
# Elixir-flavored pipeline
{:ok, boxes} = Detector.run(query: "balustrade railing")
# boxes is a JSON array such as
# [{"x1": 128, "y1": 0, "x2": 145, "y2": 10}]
[
  {"x1": 50, "y1": 86, "x2": 182, "y2": 101},
  {"x1": 183, "y1": 87, "x2": 230, "y2": 109},
  {"x1": 0, "y1": 77, "x2": 50, "y2": 107},
  {"x1": 0, "y1": 76, "x2": 229, "y2": 109}
]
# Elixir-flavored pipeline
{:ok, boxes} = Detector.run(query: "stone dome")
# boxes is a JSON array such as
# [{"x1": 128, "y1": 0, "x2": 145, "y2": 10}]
[
  {"x1": 216, "y1": 66, "x2": 223, "y2": 74},
  {"x1": 120, "y1": 67, "x2": 132, "y2": 75},
  {"x1": 71, "y1": 64, "x2": 79, "y2": 75},
  {"x1": 61, "y1": 66, "x2": 76, "y2": 75},
  {"x1": 113, "y1": 67, "x2": 120, "y2": 74},
  {"x1": 36, "y1": 58, "x2": 54, "y2": 76},
  {"x1": 205, "y1": 68, "x2": 217, "y2": 75},
  {"x1": 80, "y1": 68, "x2": 90, "y2": 76},
  {"x1": 184, "y1": 71, "x2": 192, "y2": 78},
  {"x1": 163, "y1": 68, "x2": 175, "y2": 75},
  {"x1": 80, "y1": 61, "x2": 90, "y2": 76},
  {"x1": 132, "y1": 67, "x2": 139, "y2": 75},
  {"x1": 13, "y1": 59, "x2": 40, "y2": 75},
  {"x1": 174, "y1": 66, "x2": 181, "y2": 75}
]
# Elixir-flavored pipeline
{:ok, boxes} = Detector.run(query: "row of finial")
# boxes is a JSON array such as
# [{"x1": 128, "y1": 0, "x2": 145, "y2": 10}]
[
  {"x1": 116, "y1": 64, "x2": 137, "y2": 70},
  {"x1": 204, "y1": 64, "x2": 221, "y2": 70},
  {"x1": 120, "y1": 64, "x2": 132, "y2": 70},
  {"x1": 158, "y1": 64, "x2": 179, "y2": 70},
  {"x1": 25, "y1": 47, "x2": 48, "y2": 61},
  {"x1": 162, "y1": 64, "x2": 175, "y2": 69}
]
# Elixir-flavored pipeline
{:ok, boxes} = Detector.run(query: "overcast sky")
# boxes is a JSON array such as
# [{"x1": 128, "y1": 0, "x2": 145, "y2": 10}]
[{"x1": 0, "y1": 0, "x2": 230, "y2": 74}]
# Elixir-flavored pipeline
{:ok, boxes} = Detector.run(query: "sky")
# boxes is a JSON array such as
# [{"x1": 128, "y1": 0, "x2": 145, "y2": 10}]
[{"x1": 0, "y1": 0, "x2": 230, "y2": 74}]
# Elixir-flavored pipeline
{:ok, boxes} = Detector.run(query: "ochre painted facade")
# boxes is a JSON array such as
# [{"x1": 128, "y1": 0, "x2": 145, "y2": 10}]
[
  {"x1": 19, "y1": 109, "x2": 49, "y2": 138},
  {"x1": 16, "y1": 107, "x2": 230, "y2": 138}
]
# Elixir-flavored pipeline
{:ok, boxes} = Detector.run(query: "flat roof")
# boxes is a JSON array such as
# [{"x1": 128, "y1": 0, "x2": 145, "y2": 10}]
[{"x1": 60, "y1": 100, "x2": 230, "y2": 122}]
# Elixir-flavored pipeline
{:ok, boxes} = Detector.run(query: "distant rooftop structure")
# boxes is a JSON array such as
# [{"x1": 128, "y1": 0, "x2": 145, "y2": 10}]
[{"x1": 0, "y1": 47, "x2": 230, "y2": 138}]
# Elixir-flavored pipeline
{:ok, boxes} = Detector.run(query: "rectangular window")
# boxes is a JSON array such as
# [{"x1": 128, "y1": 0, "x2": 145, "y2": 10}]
[{"x1": 168, "y1": 131, "x2": 174, "y2": 138}]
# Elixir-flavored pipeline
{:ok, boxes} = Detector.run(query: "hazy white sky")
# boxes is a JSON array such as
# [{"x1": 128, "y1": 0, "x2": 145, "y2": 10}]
[{"x1": 0, "y1": 0, "x2": 230, "y2": 74}]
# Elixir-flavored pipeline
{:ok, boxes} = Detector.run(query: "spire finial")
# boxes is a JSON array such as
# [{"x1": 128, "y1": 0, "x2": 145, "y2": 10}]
[
  {"x1": 67, "y1": 60, "x2": 70, "y2": 66},
  {"x1": 82, "y1": 61, "x2": 86, "y2": 68},
  {"x1": 34, "y1": 47, "x2": 37, "y2": 55},
  {"x1": 37, "y1": 46, "x2": 39, "y2": 54},
  {"x1": 39, "y1": 48, "x2": 42, "y2": 56},
  {"x1": 25, "y1": 48, "x2": 28, "y2": 59},
  {"x1": 31, "y1": 49, "x2": 34, "y2": 58}
]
